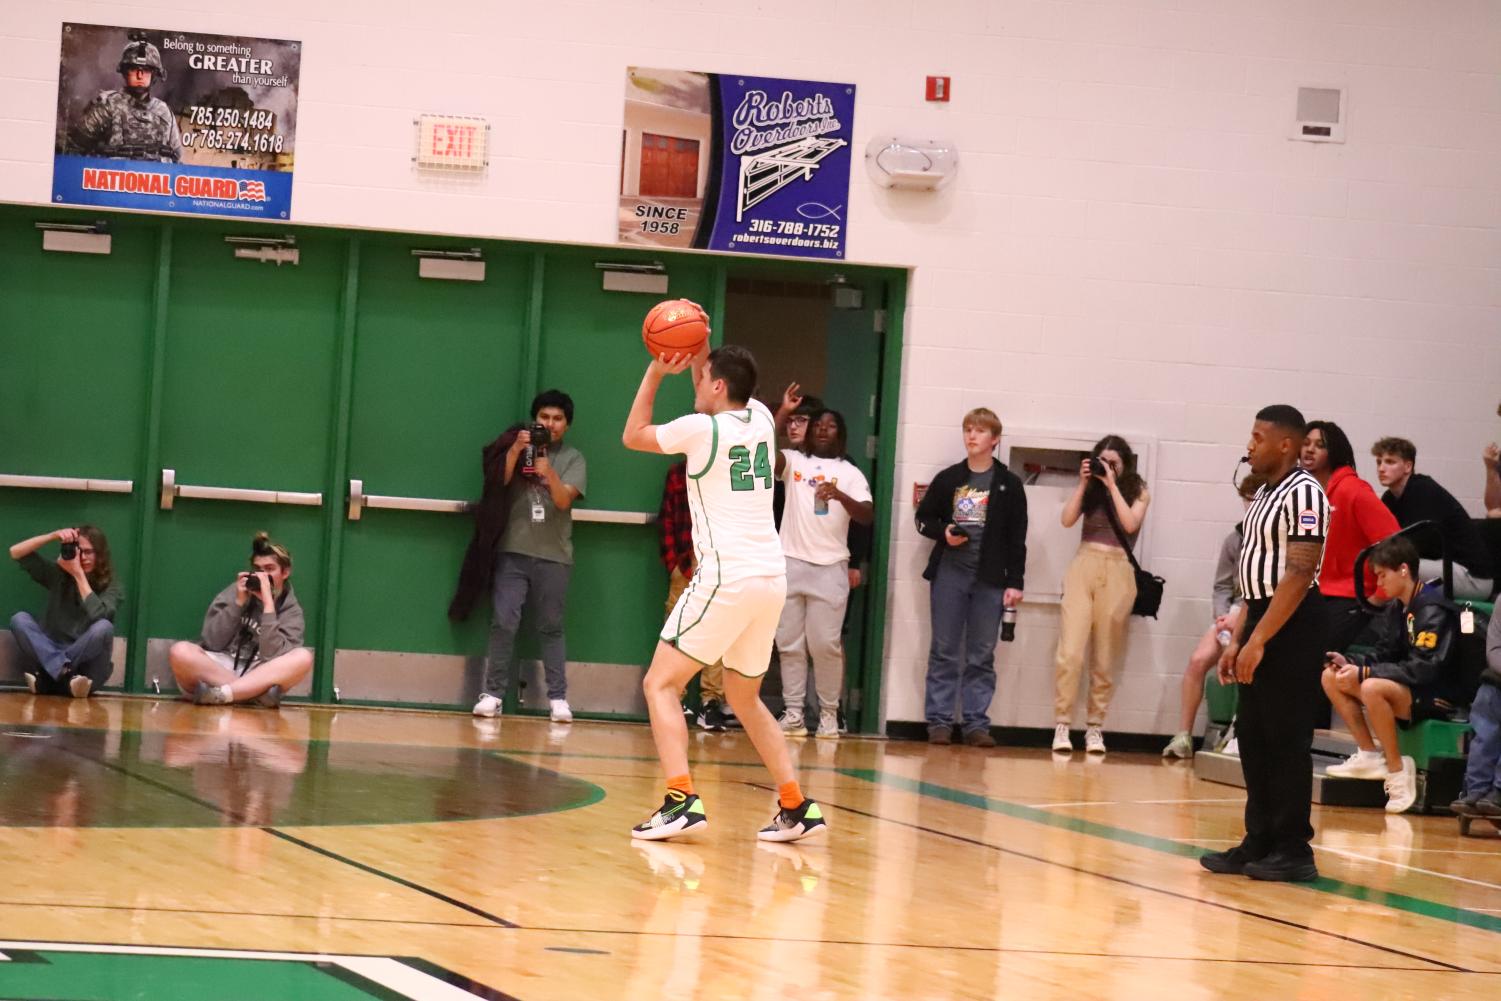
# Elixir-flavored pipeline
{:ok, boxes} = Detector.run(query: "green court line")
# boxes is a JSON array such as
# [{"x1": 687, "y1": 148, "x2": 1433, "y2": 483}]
[{"x1": 839, "y1": 768, "x2": 1501, "y2": 937}]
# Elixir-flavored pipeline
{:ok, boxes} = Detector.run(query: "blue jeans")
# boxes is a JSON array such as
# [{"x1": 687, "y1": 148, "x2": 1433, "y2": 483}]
[
  {"x1": 1463, "y1": 684, "x2": 1501, "y2": 800},
  {"x1": 924, "y1": 560, "x2": 1005, "y2": 733},
  {"x1": 9, "y1": 612, "x2": 115, "y2": 691},
  {"x1": 484, "y1": 553, "x2": 571, "y2": 701}
]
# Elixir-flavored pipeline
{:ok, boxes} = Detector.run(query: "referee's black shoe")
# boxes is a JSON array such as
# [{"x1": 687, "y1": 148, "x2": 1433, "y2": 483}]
[
  {"x1": 1198, "y1": 845, "x2": 1261, "y2": 875},
  {"x1": 1244, "y1": 850, "x2": 1319, "y2": 883}
]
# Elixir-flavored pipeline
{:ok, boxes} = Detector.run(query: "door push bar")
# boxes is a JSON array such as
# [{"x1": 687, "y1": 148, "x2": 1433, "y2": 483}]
[
  {"x1": 346, "y1": 478, "x2": 655, "y2": 524},
  {"x1": 160, "y1": 468, "x2": 323, "y2": 511},
  {"x1": 0, "y1": 473, "x2": 133, "y2": 494}
]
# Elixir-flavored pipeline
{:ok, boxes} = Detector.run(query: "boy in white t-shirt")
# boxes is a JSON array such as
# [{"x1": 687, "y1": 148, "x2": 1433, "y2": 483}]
[
  {"x1": 772, "y1": 394, "x2": 874, "y2": 739},
  {"x1": 622, "y1": 341, "x2": 826, "y2": 844}
]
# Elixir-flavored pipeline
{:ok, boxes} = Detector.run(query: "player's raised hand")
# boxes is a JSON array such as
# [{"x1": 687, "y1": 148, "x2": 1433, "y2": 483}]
[
  {"x1": 780, "y1": 382, "x2": 803, "y2": 415},
  {"x1": 650, "y1": 351, "x2": 695, "y2": 378}
]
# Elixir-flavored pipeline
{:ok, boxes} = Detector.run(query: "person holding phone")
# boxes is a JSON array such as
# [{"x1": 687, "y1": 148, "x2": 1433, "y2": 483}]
[
  {"x1": 914, "y1": 408, "x2": 1028, "y2": 747},
  {"x1": 1320, "y1": 536, "x2": 1464, "y2": 813},
  {"x1": 8, "y1": 526, "x2": 122, "y2": 698}
]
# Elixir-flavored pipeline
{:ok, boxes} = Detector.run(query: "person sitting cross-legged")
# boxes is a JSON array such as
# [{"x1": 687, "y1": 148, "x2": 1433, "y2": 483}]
[{"x1": 1321, "y1": 536, "x2": 1464, "y2": 813}]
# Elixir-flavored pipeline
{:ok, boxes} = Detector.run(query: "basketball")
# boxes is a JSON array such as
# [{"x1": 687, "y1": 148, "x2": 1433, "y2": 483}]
[{"x1": 642, "y1": 299, "x2": 710, "y2": 359}]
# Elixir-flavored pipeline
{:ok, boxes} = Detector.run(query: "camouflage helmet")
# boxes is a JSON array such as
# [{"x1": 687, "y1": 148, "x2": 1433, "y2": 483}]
[{"x1": 117, "y1": 39, "x2": 165, "y2": 81}]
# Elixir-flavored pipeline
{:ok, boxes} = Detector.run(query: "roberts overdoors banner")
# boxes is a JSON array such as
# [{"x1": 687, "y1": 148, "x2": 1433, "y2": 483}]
[{"x1": 619, "y1": 67, "x2": 855, "y2": 259}]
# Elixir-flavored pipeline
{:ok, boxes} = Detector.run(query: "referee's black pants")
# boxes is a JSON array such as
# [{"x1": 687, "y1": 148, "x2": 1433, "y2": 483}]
[{"x1": 1237, "y1": 591, "x2": 1327, "y2": 860}]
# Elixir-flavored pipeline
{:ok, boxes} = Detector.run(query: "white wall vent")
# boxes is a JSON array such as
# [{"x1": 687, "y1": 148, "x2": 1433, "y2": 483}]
[{"x1": 1292, "y1": 86, "x2": 1345, "y2": 143}]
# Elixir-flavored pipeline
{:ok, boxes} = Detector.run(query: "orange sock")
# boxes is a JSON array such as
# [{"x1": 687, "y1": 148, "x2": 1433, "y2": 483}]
[
  {"x1": 778, "y1": 781, "x2": 804, "y2": 810},
  {"x1": 667, "y1": 774, "x2": 695, "y2": 797}
]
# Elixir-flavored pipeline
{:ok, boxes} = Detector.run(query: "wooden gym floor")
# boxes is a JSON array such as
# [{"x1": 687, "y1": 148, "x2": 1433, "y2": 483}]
[{"x1": 0, "y1": 694, "x2": 1499, "y2": 1000}]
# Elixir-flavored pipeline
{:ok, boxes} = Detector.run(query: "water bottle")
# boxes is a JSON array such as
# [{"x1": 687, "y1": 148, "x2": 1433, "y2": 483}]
[
  {"x1": 1217, "y1": 628, "x2": 1233, "y2": 647},
  {"x1": 814, "y1": 476, "x2": 837, "y2": 516}
]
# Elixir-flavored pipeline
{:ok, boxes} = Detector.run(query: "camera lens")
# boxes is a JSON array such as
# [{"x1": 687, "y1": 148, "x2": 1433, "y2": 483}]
[{"x1": 60, "y1": 542, "x2": 77, "y2": 559}]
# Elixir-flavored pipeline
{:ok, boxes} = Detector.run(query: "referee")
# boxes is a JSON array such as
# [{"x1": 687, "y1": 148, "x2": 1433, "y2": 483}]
[{"x1": 1201, "y1": 405, "x2": 1330, "y2": 883}]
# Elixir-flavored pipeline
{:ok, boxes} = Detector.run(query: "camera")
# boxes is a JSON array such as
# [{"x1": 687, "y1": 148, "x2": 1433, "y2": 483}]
[
  {"x1": 1000, "y1": 605, "x2": 1017, "y2": 643},
  {"x1": 1089, "y1": 455, "x2": 1112, "y2": 479},
  {"x1": 522, "y1": 422, "x2": 551, "y2": 475},
  {"x1": 59, "y1": 541, "x2": 78, "y2": 559}
]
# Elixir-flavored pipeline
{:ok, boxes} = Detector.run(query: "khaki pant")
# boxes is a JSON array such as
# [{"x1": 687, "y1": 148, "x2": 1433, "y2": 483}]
[
  {"x1": 666, "y1": 567, "x2": 724, "y2": 702},
  {"x1": 1054, "y1": 544, "x2": 1137, "y2": 726}
]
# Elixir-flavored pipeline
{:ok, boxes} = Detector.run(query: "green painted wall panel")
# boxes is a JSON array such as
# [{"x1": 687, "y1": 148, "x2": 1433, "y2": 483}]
[{"x1": 0, "y1": 215, "x2": 155, "y2": 643}]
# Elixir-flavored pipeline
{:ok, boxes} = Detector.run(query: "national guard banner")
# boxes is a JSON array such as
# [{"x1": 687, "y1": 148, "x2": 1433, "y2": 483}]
[
  {"x1": 52, "y1": 23, "x2": 300, "y2": 220},
  {"x1": 619, "y1": 68, "x2": 855, "y2": 259}
]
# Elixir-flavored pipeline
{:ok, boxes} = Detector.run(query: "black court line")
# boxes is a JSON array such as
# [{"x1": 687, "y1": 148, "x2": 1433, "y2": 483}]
[
  {"x1": 54, "y1": 743, "x2": 519, "y2": 929},
  {"x1": 0, "y1": 898, "x2": 492, "y2": 929},
  {"x1": 508, "y1": 924, "x2": 1478, "y2": 972},
  {"x1": 261, "y1": 830, "x2": 519, "y2": 928},
  {"x1": 742, "y1": 782, "x2": 1472, "y2": 975}
]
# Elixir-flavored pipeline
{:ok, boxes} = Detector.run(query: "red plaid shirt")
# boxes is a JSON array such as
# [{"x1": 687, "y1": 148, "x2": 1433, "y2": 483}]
[{"x1": 659, "y1": 461, "x2": 695, "y2": 574}]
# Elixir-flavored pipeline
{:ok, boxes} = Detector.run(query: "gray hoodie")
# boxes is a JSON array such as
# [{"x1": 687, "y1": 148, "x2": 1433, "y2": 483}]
[
  {"x1": 1212, "y1": 525, "x2": 1244, "y2": 620},
  {"x1": 199, "y1": 582, "x2": 305, "y2": 672}
]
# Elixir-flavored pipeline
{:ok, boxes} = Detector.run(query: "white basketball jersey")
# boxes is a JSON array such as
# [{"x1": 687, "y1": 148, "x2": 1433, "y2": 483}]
[{"x1": 655, "y1": 398, "x2": 786, "y2": 584}]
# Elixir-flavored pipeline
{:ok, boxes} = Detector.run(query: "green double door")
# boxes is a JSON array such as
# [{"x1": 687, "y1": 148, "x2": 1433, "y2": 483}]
[{"x1": 2, "y1": 204, "x2": 901, "y2": 723}]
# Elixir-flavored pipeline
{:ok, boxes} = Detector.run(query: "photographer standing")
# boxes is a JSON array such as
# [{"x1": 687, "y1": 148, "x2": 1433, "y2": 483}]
[
  {"x1": 1053, "y1": 435, "x2": 1151, "y2": 755},
  {"x1": 168, "y1": 532, "x2": 312, "y2": 706},
  {"x1": 914, "y1": 408, "x2": 1027, "y2": 747},
  {"x1": 8, "y1": 526, "x2": 122, "y2": 698},
  {"x1": 472, "y1": 389, "x2": 587, "y2": 722}
]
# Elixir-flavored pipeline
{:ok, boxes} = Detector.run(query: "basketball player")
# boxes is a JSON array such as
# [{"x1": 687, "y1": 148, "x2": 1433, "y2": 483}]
[{"x1": 621, "y1": 342, "x2": 826, "y2": 843}]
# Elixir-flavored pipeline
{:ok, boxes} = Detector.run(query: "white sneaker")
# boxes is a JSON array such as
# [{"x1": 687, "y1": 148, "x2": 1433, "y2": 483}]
[
  {"x1": 780, "y1": 711, "x2": 808, "y2": 737},
  {"x1": 549, "y1": 699, "x2": 573, "y2": 723},
  {"x1": 1162, "y1": 732, "x2": 1194, "y2": 759},
  {"x1": 68, "y1": 675, "x2": 93, "y2": 699},
  {"x1": 1326, "y1": 749, "x2": 1386, "y2": 779},
  {"x1": 1052, "y1": 723, "x2": 1072, "y2": 753},
  {"x1": 472, "y1": 693, "x2": 501, "y2": 718},
  {"x1": 1085, "y1": 726, "x2": 1107, "y2": 754},
  {"x1": 815, "y1": 709, "x2": 840, "y2": 740},
  {"x1": 1384, "y1": 757, "x2": 1418, "y2": 814}
]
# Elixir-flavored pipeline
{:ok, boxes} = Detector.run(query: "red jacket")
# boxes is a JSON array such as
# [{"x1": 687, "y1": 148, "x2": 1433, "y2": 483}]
[{"x1": 1320, "y1": 466, "x2": 1400, "y2": 600}]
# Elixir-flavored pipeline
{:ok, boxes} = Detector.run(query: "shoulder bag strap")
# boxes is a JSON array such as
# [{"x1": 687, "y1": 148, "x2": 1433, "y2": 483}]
[{"x1": 1100, "y1": 497, "x2": 1146, "y2": 574}]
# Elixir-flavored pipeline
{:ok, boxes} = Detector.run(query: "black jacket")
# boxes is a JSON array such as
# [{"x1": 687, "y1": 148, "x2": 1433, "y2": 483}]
[
  {"x1": 914, "y1": 459, "x2": 1027, "y2": 589},
  {"x1": 1382, "y1": 474, "x2": 1494, "y2": 579},
  {"x1": 448, "y1": 424, "x2": 524, "y2": 621},
  {"x1": 1352, "y1": 585, "x2": 1461, "y2": 698}
]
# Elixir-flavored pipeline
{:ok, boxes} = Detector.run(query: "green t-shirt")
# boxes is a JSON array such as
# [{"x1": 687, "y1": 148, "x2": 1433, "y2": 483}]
[
  {"x1": 502, "y1": 442, "x2": 587, "y2": 565},
  {"x1": 16, "y1": 552, "x2": 123, "y2": 641}
]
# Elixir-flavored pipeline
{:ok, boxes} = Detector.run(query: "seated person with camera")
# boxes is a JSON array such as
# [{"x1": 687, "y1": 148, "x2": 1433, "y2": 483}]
[
  {"x1": 1321, "y1": 536, "x2": 1464, "y2": 814},
  {"x1": 168, "y1": 532, "x2": 312, "y2": 707},
  {"x1": 473, "y1": 390, "x2": 587, "y2": 722},
  {"x1": 8, "y1": 526, "x2": 122, "y2": 698}
]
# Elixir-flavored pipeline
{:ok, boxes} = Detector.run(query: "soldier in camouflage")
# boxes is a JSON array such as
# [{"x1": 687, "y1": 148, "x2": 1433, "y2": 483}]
[{"x1": 69, "y1": 38, "x2": 182, "y2": 162}]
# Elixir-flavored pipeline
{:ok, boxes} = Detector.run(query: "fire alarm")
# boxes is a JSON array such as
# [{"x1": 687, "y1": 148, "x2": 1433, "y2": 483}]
[{"x1": 925, "y1": 76, "x2": 951, "y2": 102}]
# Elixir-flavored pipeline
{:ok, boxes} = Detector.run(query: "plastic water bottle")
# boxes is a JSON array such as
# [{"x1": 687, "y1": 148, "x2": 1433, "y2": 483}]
[
  {"x1": 814, "y1": 477, "x2": 837, "y2": 516},
  {"x1": 1217, "y1": 629, "x2": 1233, "y2": 647}
]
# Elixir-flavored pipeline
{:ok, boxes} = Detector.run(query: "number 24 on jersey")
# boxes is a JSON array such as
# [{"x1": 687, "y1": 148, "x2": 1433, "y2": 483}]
[{"x1": 728, "y1": 443, "x2": 773, "y2": 491}]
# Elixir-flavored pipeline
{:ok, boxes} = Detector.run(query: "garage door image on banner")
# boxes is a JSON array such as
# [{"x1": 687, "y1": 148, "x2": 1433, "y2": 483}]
[
  {"x1": 620, "y1": 68, "x2": 855, "y2": 259},
  {"x1": 52, "y1": 23, "x2": 299, "y2": 220}
]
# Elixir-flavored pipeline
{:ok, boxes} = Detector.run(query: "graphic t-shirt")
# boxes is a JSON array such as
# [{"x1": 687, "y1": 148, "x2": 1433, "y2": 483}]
[
  {"x1": 943, "y1": 466, "x2": 994, "y2": 575},
  {"x1": 779, "y1": 450, "x2": 873, "y2": 566}
]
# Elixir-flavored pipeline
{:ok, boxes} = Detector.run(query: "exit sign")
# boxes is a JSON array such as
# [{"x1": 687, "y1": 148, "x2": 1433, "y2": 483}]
[{"x1": 414, "y1": 114, "x2": 489, "y2": 172}]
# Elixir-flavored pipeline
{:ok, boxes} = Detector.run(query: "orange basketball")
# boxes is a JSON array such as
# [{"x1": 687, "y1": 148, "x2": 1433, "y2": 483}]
[{"x1": 642, "y1": 299, "x2": 710, "y2": 359}]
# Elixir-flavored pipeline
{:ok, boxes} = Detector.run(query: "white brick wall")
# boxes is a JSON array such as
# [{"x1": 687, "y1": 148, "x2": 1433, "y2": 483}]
[{"x1": 3, "y1": 0, "x2": 1498, "y2": 733}]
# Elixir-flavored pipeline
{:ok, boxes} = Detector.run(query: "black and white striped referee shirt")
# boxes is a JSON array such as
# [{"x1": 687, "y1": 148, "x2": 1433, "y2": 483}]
[{"x1": 1237, "y1": 467, "x2": 1329, "y2": 601}]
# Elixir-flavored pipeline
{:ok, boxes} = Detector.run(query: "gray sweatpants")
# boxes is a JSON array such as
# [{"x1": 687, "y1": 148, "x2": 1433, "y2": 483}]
[
  {"x1": 1419, "y1": 559, "x2": 1494, "y2": 602},
  {"x1": 775, "y1": 557, "x2": 850, "y2": 714},
  {"x1": 483, "y1": 552, "x2": 571, "y2": 701}
]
